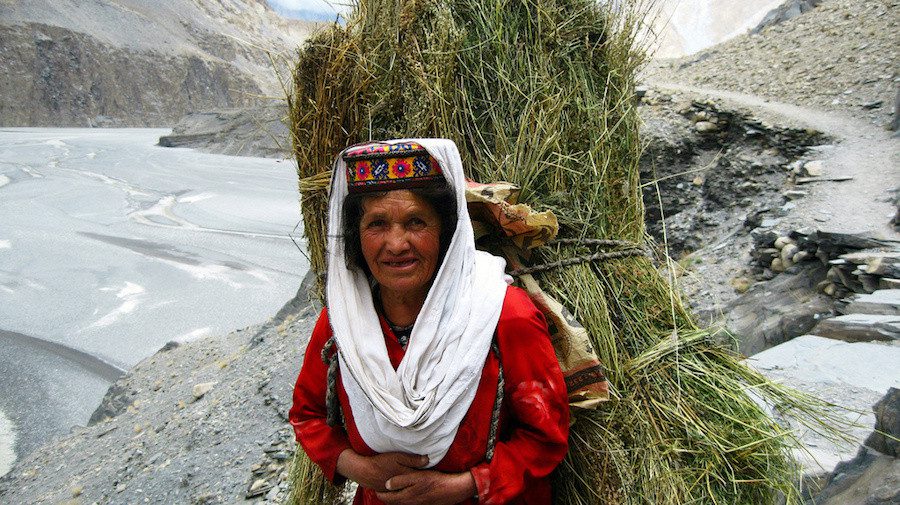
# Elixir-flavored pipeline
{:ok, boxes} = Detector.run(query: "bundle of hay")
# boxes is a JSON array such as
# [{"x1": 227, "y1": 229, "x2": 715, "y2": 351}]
[{"x1": 287, "y1": 0, "x2": 842, "y2": 503}]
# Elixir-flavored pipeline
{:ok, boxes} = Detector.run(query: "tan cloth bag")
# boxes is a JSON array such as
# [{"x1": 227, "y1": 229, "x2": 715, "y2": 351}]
[{"x1": 466, "y1": 181, "x2": 609, "y2": 408}]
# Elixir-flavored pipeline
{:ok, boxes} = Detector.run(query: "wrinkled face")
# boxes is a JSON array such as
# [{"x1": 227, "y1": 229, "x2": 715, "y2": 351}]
[{"x1": 359, "y1": 190, "x2": 442, "y2": 301}]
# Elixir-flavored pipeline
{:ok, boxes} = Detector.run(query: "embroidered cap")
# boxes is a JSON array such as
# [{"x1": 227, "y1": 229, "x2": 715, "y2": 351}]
[{"x1": 343, "y1": 141, "x2": 443, "y2": 193}]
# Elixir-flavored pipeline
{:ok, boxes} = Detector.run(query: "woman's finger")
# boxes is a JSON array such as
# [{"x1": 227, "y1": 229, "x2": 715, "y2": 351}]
[
  {"x1": 384, "y1": 472, "x2": 415, "y2": 491},
  {"x1": 375, "y1": 488, "x2": 414, "y2": 505},
  {"x1": 399, "y1": 454, "x2": 429, "y2": 468}
]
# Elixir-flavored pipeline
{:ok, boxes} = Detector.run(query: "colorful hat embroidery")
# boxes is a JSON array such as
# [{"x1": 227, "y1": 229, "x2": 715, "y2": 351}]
[{"x1": 344, "y1": 141, "x2": 443, "y2": 193}]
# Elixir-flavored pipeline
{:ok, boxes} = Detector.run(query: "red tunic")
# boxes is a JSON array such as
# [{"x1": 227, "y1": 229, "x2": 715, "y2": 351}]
[{"x1": 289, "y1": 286, "x2": 569, "y2": 504}]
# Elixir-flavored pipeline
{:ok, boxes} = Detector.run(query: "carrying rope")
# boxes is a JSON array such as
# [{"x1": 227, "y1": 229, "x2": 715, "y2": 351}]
[
  {"x1": 485, "y1": 339, "x2": 504, "y2": 462},
  {"x1": 508, "y1": 238, "x2": 646, "y2": 277},
  {"x1": 320, "y1": 336, "x2": 505, "y2": 462},
  {"x1": 321, "y1": 338, "x2": 342, "y2": 427}
]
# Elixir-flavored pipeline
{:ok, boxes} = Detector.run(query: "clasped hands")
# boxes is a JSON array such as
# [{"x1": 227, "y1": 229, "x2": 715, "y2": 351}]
[{"x1": 336, "y1": 449, "x2": 477, "y2": 505}]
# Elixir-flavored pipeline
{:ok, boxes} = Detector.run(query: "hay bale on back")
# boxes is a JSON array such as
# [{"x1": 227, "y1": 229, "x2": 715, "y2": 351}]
[{"x1": 287, "y1": 1, "x2": 843, "y2": 503}]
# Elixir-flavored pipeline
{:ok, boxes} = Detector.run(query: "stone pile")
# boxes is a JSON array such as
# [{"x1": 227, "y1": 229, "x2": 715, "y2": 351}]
[
  {"x1": 673, "y1": 99, "x2": 824, "y2": 156},
  {"x1": 750, "y1": 227, "x2": 900, "y2": 298}
]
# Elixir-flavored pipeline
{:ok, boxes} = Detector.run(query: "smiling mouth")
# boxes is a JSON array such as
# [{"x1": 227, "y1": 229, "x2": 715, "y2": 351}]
[{"x1": 383, "y1": 259, "x2": 418, "y2": 268}]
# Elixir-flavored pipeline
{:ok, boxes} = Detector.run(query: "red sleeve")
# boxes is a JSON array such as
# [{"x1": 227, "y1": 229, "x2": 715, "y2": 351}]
[
  {"x1": 470, "y1": 287, "x2": 570, "y2": 504},
  {"x1": 288, "y1": 308, "x2": 352, "y2": 484}
]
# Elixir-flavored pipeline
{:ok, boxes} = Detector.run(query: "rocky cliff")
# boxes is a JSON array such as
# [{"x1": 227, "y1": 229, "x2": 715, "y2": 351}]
[{"x1": 0, "y1": 0, "x2": 318, "y2": 127}]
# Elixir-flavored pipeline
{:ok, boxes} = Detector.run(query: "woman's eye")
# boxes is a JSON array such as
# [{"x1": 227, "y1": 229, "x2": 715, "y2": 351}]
[
  {"x1": 407, "y1": 218, "x2": 426, "y2": 229},
  {"x1": 366, "y1": 219, "x2": 386, "y2": 229}
]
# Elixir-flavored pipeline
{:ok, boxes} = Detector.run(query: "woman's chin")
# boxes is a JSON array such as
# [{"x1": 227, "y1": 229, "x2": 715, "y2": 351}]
[{"x1": 378, "y1": 276, "x2": 432, "y2": 299}]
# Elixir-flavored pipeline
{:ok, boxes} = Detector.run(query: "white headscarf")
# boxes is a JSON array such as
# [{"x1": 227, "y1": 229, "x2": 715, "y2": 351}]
[{"x1": 325, "y1": 138, "x2": 509, "y2": 466}]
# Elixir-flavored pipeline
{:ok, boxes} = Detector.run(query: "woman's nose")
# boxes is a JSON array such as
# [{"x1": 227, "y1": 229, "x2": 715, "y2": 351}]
[{"x1": 385, "y1": 226, "x2": 410, "y2": 254}]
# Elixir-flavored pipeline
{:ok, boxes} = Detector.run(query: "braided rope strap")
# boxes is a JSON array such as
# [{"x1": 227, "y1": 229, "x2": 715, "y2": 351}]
[
  {"x1": 485, "y1": 339, "x2": 504, "y2": 462},
  {"x1": 321, "y1": 337, "x2": 342, "y2": 427},
  {"x1": 509, "y1": 238, "x2": 647, "y2": 277}
]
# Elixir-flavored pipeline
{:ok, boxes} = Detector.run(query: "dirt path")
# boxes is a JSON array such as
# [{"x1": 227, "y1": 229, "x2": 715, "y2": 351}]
[{"x1": 649, "y1": 81, "x2": 900, "y2": 240}]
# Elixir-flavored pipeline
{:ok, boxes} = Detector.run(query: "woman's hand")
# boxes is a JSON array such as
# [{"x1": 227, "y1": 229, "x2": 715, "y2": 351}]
[
  {"x1": 336, "y1": 449, "x2": 429, "y2": 492},
  {"x1": 376, "y1": 470, "x2": 477, "y2": 505}
]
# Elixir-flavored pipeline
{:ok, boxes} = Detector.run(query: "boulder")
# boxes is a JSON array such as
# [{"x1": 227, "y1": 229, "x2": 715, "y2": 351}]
[
  {"x1": 749, "y1": 335, "x2": 900, "y2": 479},
  {"x1": 724, "y1": 265, "x2": 831, "y2": 355},
  {"x1": 812, "y1": 314, "x2": 900, "y2": 342},
  {"x1": 694, "y1": 120, "x2": 719, "y2": 133},
  {"x1": 842, "y1": 290, "x2": 900, "y2": 316},
  {"x1": 812, "y1": 447, "x2": 900, "y2": 505},
  {"x1": 803, "y1": 160, "x2": 825, "y2": 176},
  {"x1": 865, "y1": 388, "x2": 899, "y2": 457},
  {"x1": 811, "y1": 231, "x2": 897, "y2": 254},
  {"x1": 840, "y1": 251, "x2": 900, "y2": 278},
  {"x1": 192, "y1": 381, "x2": 217, "y2": 400}
]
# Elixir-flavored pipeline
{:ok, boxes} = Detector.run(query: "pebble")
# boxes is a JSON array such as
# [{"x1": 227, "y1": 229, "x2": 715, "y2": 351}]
[
  {"x1": 774, "y1": 236, "x2": 793, "y2": 249},
  {"x1": 781, "y1": 244, "x2": 800, "y2": 263},
  {"x1": 695, "y1": 121, "x2": 719, "y2": 133},
  {"x1": 783, "y1": 190, "x2": 808, "y2": 199},
  {"x1": 730, "y1": 277, "x2": 752, "y2": 294},
  {"x1": 192, "y1": 382, "x2": 217, "y2": 400},
  {"x1": 803, "y1": 160, "x2": 824, "y2": 176}
]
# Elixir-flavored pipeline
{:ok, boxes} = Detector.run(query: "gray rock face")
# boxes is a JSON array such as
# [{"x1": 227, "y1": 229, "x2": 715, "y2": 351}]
[
  {"x1": 750, "y1": 335, "x2": 900, "y2": 480},
  {"x1": 157, "y1": 105, "x2": 290, "y2": 158},
  {"x1": 0, "y1": 1, "x2": 318, "y2": 127},
  {"x1": 865, "y1": 387, "x2": 899, "y2": 457},
  {"x1": 844, "y1": 290, "x2": 900, "y2": 316},
  {"x1": 751, "y1": 0, "x2": 823, "y2": 34},
  {"x1": 0, "y1": 23, "x2": 262, "y2": 127},
  {"x1": 812, "y1": 447, "x2": 900, "y2": 505},
  {"x1": 720, "y1": 264, "x2": 831, "y2": 356},
  {"x1": 813, "y1": 313, "x2": 900, "y2": 342}
]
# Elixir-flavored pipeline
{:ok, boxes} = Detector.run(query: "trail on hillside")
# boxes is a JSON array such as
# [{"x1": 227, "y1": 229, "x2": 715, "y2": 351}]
[{"x1": 649, "y1": 81, "x2": 900, "y2": 241}]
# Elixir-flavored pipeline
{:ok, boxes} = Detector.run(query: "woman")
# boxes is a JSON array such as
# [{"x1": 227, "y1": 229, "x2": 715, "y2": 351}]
[{"x1": 290, "y1": 139, "x2": 569, "y2": 504}]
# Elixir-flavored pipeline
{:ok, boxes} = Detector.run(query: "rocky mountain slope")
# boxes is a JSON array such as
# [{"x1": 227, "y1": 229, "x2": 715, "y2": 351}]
[
  {"x1": 0, "y1": 0, "x2": 318, "y2": 127},
  {"x1": 646, "y1": 0, "x2": 898, "y2": 128},
  {"x1": 0, "y1": 278, "x2": 317, "y2": 504}
]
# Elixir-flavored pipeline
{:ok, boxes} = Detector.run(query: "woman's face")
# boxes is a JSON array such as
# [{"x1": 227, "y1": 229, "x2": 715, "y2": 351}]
[{"x1": 359, "y1": 190, "x2": 443, "y2": 301}]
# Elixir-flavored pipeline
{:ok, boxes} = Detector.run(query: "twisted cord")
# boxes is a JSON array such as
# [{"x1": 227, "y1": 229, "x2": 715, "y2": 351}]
[
  {"x1": 485, "y1": 339, "x2": 504, "y2": 462},
  {"x1": 549, "y1": 238, "x2": 639, "y2": 248},
  {"x1": 509, "y1": 248, "x2": 646, "y2": 276},
  {"x1": 321, "y1": 337, "x2": 342, "y2": 427}
]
